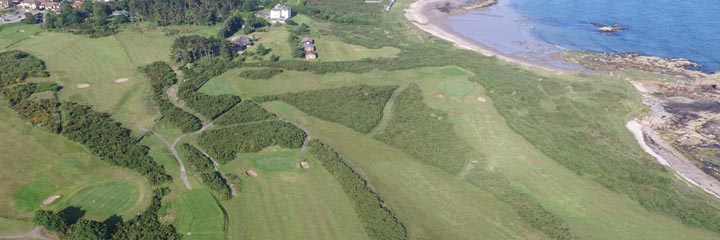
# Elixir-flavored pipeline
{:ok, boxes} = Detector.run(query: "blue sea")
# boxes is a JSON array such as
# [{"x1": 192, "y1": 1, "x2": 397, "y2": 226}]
[{"x1": 448, "y1": 0, "x2": 720, "y2": 73}]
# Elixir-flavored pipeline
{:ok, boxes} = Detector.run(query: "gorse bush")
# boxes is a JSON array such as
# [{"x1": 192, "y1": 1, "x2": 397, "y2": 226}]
[
  {"x1": 140, "y1": 62, "x2": 201, "y2": 133},
  {"x1": 179, "y1": 57, "x2": 242, "y2": 119},
  {"x1": 198, "y1": 120, "x2": 306, "y2": 163},
  {"x1": 309, "y1": 140, "x2": 407, "y2": 240},
  {"x1": 214, "y1": 101, "x2": 276, "y2": 126},
  {"x1": 0, "y1": 51, "x2": 49, "y2": 87},
  {"x1": 375, "y1": 84, "x2": 469, "y2": 173},
  {"x1": 178, "y1": 143, "x2": 216, "y2": 173},
  {"x1": 257, "y1": 85, "x2": 397, "y2": 133},
  {"x1": 238, "y1": 68, "x2": 284, "y2": 80}
]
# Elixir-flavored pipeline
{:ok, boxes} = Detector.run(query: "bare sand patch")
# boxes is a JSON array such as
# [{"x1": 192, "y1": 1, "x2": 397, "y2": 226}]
[
  {"x1": 41, "y1": 195, "x2": 61, "y2": 206},
  {"x1": 76, "y1": 83, "x2": 90, "y2": 89},
  {"x1": 114, "y1": 78, "x2": 129, "y2": 83}
]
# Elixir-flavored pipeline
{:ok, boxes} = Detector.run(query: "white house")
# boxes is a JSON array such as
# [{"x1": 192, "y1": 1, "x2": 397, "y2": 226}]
[{"x1": 269, "y1": 4, "x2": 291, "y2": 23}]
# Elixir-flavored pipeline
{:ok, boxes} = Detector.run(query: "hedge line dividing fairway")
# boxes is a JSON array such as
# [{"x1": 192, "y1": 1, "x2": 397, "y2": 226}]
[
  {"x1": 198, "y1": 120, "x2": 307, "y2": 163},
  {"x1": 140, "y1": 61, "x2": 202, "y2": 133},
  {"x1": 257, "y1": 85, "x2": 397, "y2": 134},
  {"x1": 178, "y1": 56, "x2": 242, "y2": 120},
  {"x1": 237, "y1": 68, "x2": 284, "y2": 80},
  {"x1": 374, "y1": 84, "x2": 469, "y2": 173},
  {"x1": 178, "y1": 143, "x2": 233, "y2": 200},
  {"x1": 214, "y1": 101, "x2": 276, "y2": 126},
  {"x1": 308, "y1": 140, "x2": 407, "y2": 240}
]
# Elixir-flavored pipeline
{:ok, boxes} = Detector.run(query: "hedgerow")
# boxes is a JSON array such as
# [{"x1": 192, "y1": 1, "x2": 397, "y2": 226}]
[
  {"x1": 214, "y1": 101, "x2": 276, "y2": 126},
  {"x1": 178, "y1": 143, "x2": 215, "y2": 173},
  {"x1": 309, "y1": 140, "x2": 407, "y2": 240},
  {"x1": 237, "y1": 68, "x2": 284, "y2": 80},
  {"x1": 198, "y1": 120, "x2": 306, "y2": 163},
  {"x1": 200, "y1": 171, "x2": 233, "y2": 200},
  {"x1": 257, "y1": 85, "x2": 397, "y2": 133}
]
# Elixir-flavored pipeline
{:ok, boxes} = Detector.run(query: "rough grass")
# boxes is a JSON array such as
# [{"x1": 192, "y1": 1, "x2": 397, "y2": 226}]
[
  {"x1": 221, "y1": 149, "x2": 370, "y2": 240},
  {"x1": 375, "y1": 84, "x2": 469, "y2": 173},
  {"x1": 54, "y1": 181, "x2": 140, "y2": 220},
  {"x1": 0, "y1": 103, "x2": 150, "y2": 222},
  {"x1": 172, "y1": 189, "x2": 226, "y2": 240},
  {"x1": 0, "y1": 217, "x2": 33, "y2": 235}
]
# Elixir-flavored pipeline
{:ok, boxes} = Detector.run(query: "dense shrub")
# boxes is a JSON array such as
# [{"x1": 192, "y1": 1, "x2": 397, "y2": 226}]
[
  {"x1": 140, "y1": 62, "x2": 201, "y2": 132},
  {"x1": 375, "y1": 84, "x2": 469, "y2": 173},
  {"x1": 33, "y1": 210, "x2": 68, "y2": 234},
  {"x1": 178, "y1": 143, "x2": 216, "y2": 173},
  {"x1": 179, "y1": 57, "x2": 242, "y2": 119},
  {"x1": 238, "y1": 68, "x2": 284, "y2": 80},
  {"x1": 214, "y1": 101, "x2": 275, "y2": 126},
  {"x1": 309, "y1": 140, "x2": 407, "y2": 240},
  {"x1": 61, "y1": 102, "x2": 171, "y2": 184},
  {"x1": 198, "y1": 120, "x2": 306, "y2": 163},
  {"x1": 257, "y1": 85, "x2": 396, "y2": 133},
  {"x1": 1, "y1": 83, "x2": 63, "y2": 133},
  {"x1": 200, "y1": 171, "x2": 233, "y2": 200},
  {"x1": 0, "y1": 51, "x2": 49, "y2": 87},
  {"x1": 112, "y1": 187, "x2": 181, "y2": 239}
]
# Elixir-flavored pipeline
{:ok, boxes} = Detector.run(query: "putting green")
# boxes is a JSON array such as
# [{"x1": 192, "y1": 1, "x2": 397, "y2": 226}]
[
  {"x1": 440, "y1": 80, "x2": 475, "y2": 98},
  {"x1": 250, "y1": 152, "x2": 299, "y2": 172},
  {"x1": 173, "y1": 189, "x2": 226, "y2": 240},
  {"x1": 60, "y1": 181, "x2": 139, "y2": 219}
]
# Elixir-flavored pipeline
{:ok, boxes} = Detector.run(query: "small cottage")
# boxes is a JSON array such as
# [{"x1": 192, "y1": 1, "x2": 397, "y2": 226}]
[{"x1": 232, "y1": 36, "x2": 254, "y2": 51}]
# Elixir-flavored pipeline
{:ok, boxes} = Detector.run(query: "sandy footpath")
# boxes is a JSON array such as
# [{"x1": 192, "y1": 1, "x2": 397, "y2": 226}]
[{"x1": 627, "y1": 120, "x2": 720, "y2": 199}]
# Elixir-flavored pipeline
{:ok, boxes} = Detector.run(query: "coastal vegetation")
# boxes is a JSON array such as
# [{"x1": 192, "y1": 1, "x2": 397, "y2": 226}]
[
  {"x1": 375, "y1": 84, "x2": 469, "y2": 173},
  {"x1": 257, "y1": 85, "x2": 397, "y2": 133}
]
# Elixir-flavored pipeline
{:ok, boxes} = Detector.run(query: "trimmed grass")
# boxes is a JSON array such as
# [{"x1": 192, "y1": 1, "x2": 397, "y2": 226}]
[
  {"x1": 54, "y1": 181, "x2": 140, "y2": 220},
  {"x1": 10, "y1": 30, "x2": 176, "y2": 133},
  {"x1": 439, "y1": 79, "x2": 474, "y2": 98},
  {"x1": 221, "y1": 149, "x2": 370, "y2": 240},
  {"x1": 0, "y1": 23, "x2": 43, "y2": 49},
  {"x1": 0, "y1": 102, "x2": 150, "y2": 222},
  {"x1": 172, "y1": 189, "x2": 226, "y2": 240},
  {"x1": 250, "y1": 151, "x2": 300, "y2": 172}
]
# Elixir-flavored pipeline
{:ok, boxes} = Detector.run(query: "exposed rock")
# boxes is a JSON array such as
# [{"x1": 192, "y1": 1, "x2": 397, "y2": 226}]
[{"x1": 592, "y1": 23, "x2": 625, "y2": 33}]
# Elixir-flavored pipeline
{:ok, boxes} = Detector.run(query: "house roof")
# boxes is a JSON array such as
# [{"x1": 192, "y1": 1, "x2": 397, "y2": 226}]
[
  {"x1": 272, "y1": 4, "x2": 290, "y2": 11},
  {"x1": 232, "y1": 36, "x2": 253, "y2": 45}
]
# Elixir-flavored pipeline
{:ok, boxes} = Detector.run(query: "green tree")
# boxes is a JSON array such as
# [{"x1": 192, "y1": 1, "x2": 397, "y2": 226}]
[
  {"x1": 255, "y1": 44, "x2": 271, "y2": 56},
  {"x1": 66, "y1": 219, "x2": 107, "y2": 240},
  {"x1": 22, "y1": 12, "x2": 36, "y2": 24},
  {"x1": 270, "y1": 54, "x2": 280, "y2": 62},
  {"x1": 33, "y1": 210, "x2": 68, "y2": 234}
]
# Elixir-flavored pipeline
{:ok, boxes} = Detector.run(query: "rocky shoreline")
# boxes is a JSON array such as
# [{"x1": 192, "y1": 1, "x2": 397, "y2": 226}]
[
  {"x1": 563, "y1": 52, "x2": 720, "y2": 81},
  {"x1": 436, "y1": 0, "x2": 497, "y2": 14}
]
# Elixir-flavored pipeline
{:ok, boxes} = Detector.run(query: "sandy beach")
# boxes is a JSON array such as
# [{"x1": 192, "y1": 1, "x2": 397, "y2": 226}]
[{"x1": 404, "y1": 0, "x2": 568, "y2": 72}]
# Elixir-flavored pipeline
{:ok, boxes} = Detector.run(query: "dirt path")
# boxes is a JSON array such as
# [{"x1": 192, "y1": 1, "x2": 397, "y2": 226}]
[
  {"x1": 146, "y1": 129, "x2": 192, "y2": 190},
  {"x1": 627, "y1": 120, "x2": 720, "y2": 199},
  {"x1": 0, "y1": 227, "x2": 52, "y2": 240},
  {"x1": 369, "y1": 85, "x2": 406, "y2": 137}
]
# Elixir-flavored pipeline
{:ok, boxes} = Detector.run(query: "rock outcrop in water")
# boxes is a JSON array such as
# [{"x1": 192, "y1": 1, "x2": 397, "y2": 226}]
[{"x1": 592, "y1": 23, "x2": 625, "y2": 33}]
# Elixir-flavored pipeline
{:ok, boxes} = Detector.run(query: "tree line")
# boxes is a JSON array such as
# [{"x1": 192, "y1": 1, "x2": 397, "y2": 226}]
[
  {"x1": 140, "y1": 62, "x2": 202, "y2": 133},
  {"x1": 34, "y1": 187, "x2": 181, "y2": 239},
  {"x1": 44, "y1": 1, "x2": 129, "y2": 38}
]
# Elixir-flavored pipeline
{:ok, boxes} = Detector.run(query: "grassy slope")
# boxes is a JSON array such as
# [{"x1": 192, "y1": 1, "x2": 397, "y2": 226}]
[
  {"x1": 0, "y1": 23, "x2": 43, "y2": 49},
  {"x1": 0, "y1": 103, "x2": 150, "y2": 226},
  {"x1": 220, "y1": 150, "x2": 370, "y2": 240}
]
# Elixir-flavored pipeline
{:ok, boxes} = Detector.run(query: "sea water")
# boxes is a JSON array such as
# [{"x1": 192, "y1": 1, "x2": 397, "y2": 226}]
[{"x1": 449, "y1": 0, "x2": 720, "y2": 73}]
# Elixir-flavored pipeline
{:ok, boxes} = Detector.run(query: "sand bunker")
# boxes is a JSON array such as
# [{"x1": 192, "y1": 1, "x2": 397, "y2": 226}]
[
  {"x1": 41, "y1": 195, "x2": 61, "y2": 206},
  {"x1": 476, "y1": 96, "x2": 487, "y2": 102},
  {"x1": 300, "y1": 161, "x2": 310, "y2": 169},
  {"x1": 246, "y1": 169, "x2": 258, "y2": 178},
  {"x1": 114, "y1": 78, "x2": 129, "y2": 83},
  {"x1": 76, "y1": 83, "x2": 90, "y2": 89}
]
